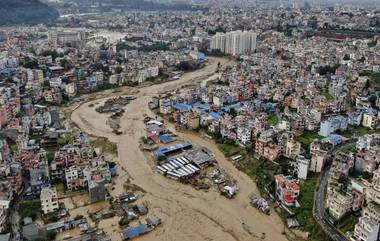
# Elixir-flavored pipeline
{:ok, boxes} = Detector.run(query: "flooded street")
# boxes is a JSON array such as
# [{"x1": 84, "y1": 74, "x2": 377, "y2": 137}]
[{"x1": 71, "y1": 57, "x2": 288, "y2": 241}]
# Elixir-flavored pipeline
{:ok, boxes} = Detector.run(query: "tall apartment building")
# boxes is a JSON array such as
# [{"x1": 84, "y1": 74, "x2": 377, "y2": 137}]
[
  {"x1": 210, "y1": 30, "x2": 257, "y2": 56},
  {"x1": 294, "y1": 155, "x2": 310, "y2": 180},
  {"x1": 48, "y1": 30, "x2": 86, "y2": 48}
]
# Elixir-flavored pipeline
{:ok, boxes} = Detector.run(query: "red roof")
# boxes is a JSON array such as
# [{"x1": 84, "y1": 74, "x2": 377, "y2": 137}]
[{"x1": 285, "y1": 196, "x2": 295, "y2": 203}]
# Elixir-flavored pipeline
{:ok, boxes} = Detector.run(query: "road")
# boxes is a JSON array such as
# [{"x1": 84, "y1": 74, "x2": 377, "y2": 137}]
[
  {"x1": 314, "y1": 167, "x2": 348, "y2": 241},
  {"x1": 313, "y1": 142, "x2": 356, "y2": 241},
  {"x1": 71, "y1": 57, "x2": 289, "y2": 241},
  {"x1": 9, "y1": 196, "x2": 21, "y2": 241}
]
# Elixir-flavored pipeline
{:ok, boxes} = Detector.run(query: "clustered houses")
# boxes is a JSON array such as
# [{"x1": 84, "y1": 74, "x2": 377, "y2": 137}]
[
  {"x1": 0, "y1": 21, "x2": 209, "y2": 101},
  {"x1": 50, "y1": 137, "x2": 112, "y2": 203},
  {"x1": 151, "y1": 29, "x2": 380, "y2": 213},
  {"x1": 153, "y1": 40, "x2": 379, "y2": 159},
  {"x1": 0, "y1": 68, "x2": 72, "y2": 232},
  {"x1": 0, "y1": 3, "x2": 378, "y2": 240},
  {"x1": 0, "y1": 58, "x2": 116, "y2": 232},
  {"x1": 323, "y1": 134, "x2": 380, "y2": 241}
]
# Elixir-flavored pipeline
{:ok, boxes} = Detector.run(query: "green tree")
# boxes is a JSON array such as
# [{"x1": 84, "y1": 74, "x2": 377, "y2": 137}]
[
  {"x1": 60, "y1": 58, "x2": 70, "y2": 70},
  {"x1": 229, "y1": 108, "x2": 237, "y2": 118},
  {"x1": 74, "y1": 215, "x2": 84, "y2": 220},
  {"x1": 22, "y1": 57, "x2": 38, "y2": 69},
  {"x1": 115, "y1": 66, "x2": 123, "y2": 74},
  {"x1": 369, "y1": 95, "x2": 378, "y2": 105},
  {"x1": 47, "y1": 231, "x2": 57, "y2": 241},
  {"x1": 40, "y1": 49, "x2": 63, "y2": 61},
  {"x1": 58, "y1": 134, "x2": 74, "y2": 146}
]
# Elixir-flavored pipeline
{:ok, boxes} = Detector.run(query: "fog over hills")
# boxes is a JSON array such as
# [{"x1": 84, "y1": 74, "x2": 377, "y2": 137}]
[{"x1": 0, "y1": 0, "x2": 58, "y2": 26}]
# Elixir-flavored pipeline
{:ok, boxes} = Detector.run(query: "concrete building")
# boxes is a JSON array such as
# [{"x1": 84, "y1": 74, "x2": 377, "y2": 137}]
[
  {"x1": 186, "y1": 111, "x2": 200, "y2": 130},
  {"x1": 237, "y1": 125, "x2": 251, "y2": 145},
  {"x1": 40, "y1": 187, "x2": 59, "y2": 214},
  {"x1": 362, "y1": 112, "x2": 378, "y2": 130},
  {"x1": 352, "y1": 216, "x2": 379, "y2": 241},
  {"x1": 319, "y1": 115, "x2": 348, "y2": 137},
  {"x1": 285, "y1": 140, "x2": 301, "y2": 159},
  {"x1": 210, "y1": 30, "x2": 257, "y2": 56},
  {"x1": 88, "y1": 180, "x2": 106, "y2": 203},
  {"x1": 366, "y1": 168, "x2": 380, "y2": 205},
  {"x1": 363, "y1": 202, "x2": 380, "y2": 223},
  {"x1": 65, "y1": 166, "x2": 81, "y2": 191},
  {"x1": 275, "y1": 175, "x2": 300, "y2": 207},
  {"x1": 309, "y1": 150, "x2": 328, "y2": 173},
  {"x1": 351, "y1": 179, "x2": 366, "y2": 212},
  {"x1": 48, "y1": 30, "x2": 86, "y2": 48},
  {"x1": 326, "y1": 188, "x2": 353, "y2": 220},
  {"x1": 295, "y1": 155, "x2": 310, "y2": 180},
  {"x1": 137, "y1": 66, "x2": 159, "y2": 83}
]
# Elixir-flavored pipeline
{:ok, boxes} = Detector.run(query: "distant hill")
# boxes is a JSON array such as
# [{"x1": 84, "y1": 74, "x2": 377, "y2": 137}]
[{"x1": 0, "y1": 0, "x2": 58, "y2": 26}]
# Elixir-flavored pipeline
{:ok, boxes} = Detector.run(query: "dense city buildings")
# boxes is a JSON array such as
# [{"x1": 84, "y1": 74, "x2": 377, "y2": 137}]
[{"x1": 0, "y1": 1, "x2": 379, "y2": 241}]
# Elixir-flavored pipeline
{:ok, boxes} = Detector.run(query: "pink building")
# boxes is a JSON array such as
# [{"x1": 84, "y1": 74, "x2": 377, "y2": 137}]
[{"x1": 263, "y1": 144, "x2": 280, "y2": 161}]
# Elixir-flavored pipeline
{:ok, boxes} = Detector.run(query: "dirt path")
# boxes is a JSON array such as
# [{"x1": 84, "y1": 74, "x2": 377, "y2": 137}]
[{"x1": 71, "y1": 57, "x2": 288, "y2": 241}]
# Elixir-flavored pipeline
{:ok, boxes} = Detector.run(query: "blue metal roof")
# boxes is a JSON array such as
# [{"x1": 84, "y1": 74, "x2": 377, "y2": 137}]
[
  {"x1": 173, "y1": 103, "x2": 191, "y2": 112},
  {"x1": 1, "y1": 68, "x2": 16, "y2": 75},
  {"x1": 329, "y1": 134, "x2": 343, "y2": 143},
  {"x1": 209, "y1": 112, "x2": 222, "y2": 119},
  {"x1": 123, "y1": 224, "x2": 150, "y2": 239},
  {"x1": 159, "y1": 134, "x2": 175, "y2": 143},
  {"x1": 192, "y1": 102, "x2": 209, "y2": 112},
  {"x1": 154, "y1": 142, "x2": 192, "y2": 157}
]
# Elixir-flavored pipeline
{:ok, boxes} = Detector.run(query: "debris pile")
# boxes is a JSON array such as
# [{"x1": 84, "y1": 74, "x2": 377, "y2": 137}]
[
  {"x1": 90, "y1": 209, "x2": 116, "y2": 222},
  {"x1": 219, "y1": 183, "x2": 239, "y2": 199},
  {"x1": 95, "y1": 96, "x2": 134, "y2": 113},
  {"x1": 189, "y1": 179, "x2": 210, "y2": 190},
  {"x1": 209, "y1": 168, "x2": 239, "y2": 198},
  {"x1": 250, "y1": 196, "x2": 270, "y2": 215}
]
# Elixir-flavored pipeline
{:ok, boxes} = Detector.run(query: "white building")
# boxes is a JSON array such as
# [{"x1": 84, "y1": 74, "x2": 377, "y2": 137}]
[
  {"x1": 237, "y1": 125, "x2": 251, "y2": 145},
  {"x1": 64, "y1": 82, "x2": 77, "y2": 98},
  {"x1": 318, "y1": 115, "x2": 348, "y2": 137},
  {"x1": 352, "y1": 216, "x2": 379, "y2": 241},
  {"x1": 366, "y1": 168, "x2": 380, "y2": 205},
  {"x1": 109, "y1": 74, "x2": 119, "y2": 85},
  {"x1": 363, "y1": 202, "x2": 380, "y2": 223},
  {"x1": 40, "y1": 187, "x2": 59, "y2": 214},
  {"x1": 326, "y1": 188, "x2": 353, "y2": 220},
  {"x1": 295, "y1": 155, "x2": 310, "y2": 180},
  {"x1": 362, "y1": 112, "x2": 378, "y2": 130},
  {"x1": 65, "y1": 166, "x2": 80, "y2": 191},
  {"x1": 210, "y1": 30, "x2": 257, "y2": 56},
  {"x1": 48, "y1": 30, "x2": 86, "y2": 47},
  {"x1": 138, "y1": 66, "x2": 159, "y2": 83},
  {"x1": 278, "y1": 120, "x2": 291, "y2": 131}
]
